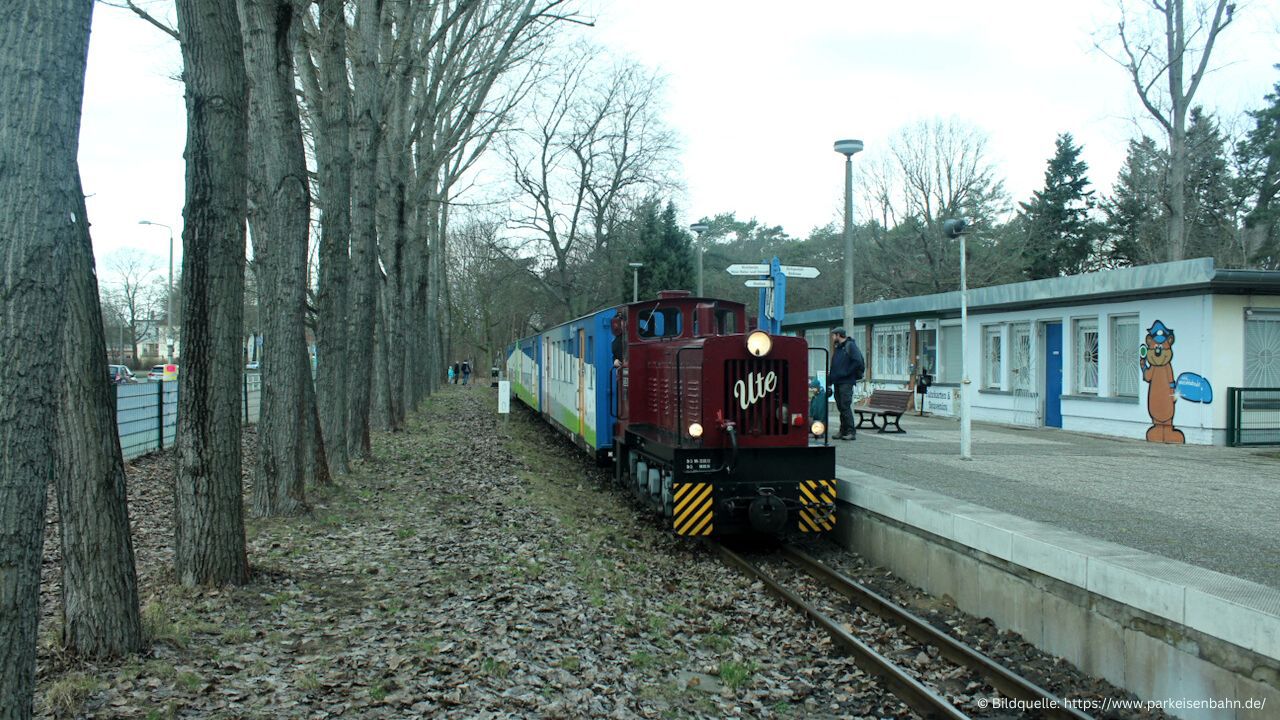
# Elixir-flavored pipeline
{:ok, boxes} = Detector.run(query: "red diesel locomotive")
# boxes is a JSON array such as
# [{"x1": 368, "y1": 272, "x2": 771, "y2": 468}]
[{"x1": 611, "y1": 291, "x2": 837, "y2": 536}]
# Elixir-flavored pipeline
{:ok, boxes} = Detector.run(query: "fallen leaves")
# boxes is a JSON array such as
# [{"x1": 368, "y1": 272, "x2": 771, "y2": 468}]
[{"x1": 33, "y1": 386, "x2": 1170, "y2": 719}]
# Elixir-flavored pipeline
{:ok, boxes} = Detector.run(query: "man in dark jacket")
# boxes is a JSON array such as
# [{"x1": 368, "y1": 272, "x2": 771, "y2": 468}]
[{"x1": 827, "y1": 327, "x2": 865, "y2": 440}]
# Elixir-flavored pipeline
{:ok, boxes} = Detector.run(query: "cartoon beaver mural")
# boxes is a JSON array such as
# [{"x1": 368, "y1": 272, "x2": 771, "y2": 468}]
[{"x1": 1141, "y1": 320, "x2": 1184, "y2": 443}]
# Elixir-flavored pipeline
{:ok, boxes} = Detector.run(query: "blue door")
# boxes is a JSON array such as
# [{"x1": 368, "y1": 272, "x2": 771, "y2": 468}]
[{"x1": 1044, "y1": 322, "x2": 1063, "y2": 428}]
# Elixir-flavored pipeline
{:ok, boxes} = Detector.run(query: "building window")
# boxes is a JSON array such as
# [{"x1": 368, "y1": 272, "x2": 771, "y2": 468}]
[
  {"x1": 983, "y1": 325, "x2": 1002, "y2": 389},
  {"x1": 1010, "y1": 323, "x2": 1032, "y2": 392},
  {"x1": 804, "y1": 328, "x2": 829, "y2": 386},
  {"x1": 1110, "y1": 315, "x2": 1140, "y2": 397},
  {"x1": 1246, "y1": 310, "x2": 1280, "y2": 387},
  {"x1": 915, "y1": 326, "x2": 937, "y2": 379},
  {"x1": 872, "y1": 323, "x2": 910, "y2": 380},
  {"x1": 1074, "y1": 318, "x2": 1099, "y2": 393},
  {"x1": 939, "y1": 324, "x2": 961, "y2": 383}
]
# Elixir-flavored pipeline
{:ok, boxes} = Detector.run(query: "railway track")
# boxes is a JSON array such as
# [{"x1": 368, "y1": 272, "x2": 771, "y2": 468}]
[{"x1": 714, "y1": 542, "x2": 1095, "y2": 720}]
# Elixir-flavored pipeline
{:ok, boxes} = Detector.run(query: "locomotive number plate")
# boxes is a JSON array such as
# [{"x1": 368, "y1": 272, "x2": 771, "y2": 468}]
[{"x1": 683, "y1": 456, "x2": 714, "y2": 472}]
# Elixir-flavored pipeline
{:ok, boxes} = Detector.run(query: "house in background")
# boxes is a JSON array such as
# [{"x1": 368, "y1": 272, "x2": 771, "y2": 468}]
[{"x1": 782, "y1": 259, "x2": 1280, "y2": 445}]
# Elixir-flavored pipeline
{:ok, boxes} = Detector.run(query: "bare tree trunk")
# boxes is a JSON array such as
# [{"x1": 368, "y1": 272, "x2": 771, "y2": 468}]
[
  {"x1": 347, "y1": 0, "x2": 383, "y2": 459},
  {"x1": 313, "y1": 0, "x2": 353, "y2": 476},
  {"x1": 173, "y1": 0, "x2": 251, "y2": 588},
  {"x1": 303, "y1": 349, "x2": 331, "y2": 486},
  {"x1": 241, "y1": 0, "x2": 310, "y2": 517},
  {"x1": 55, "y1": 175, "x2": 142, "y2": 658},
  {"x1": 372, "y1": 287, "x2": 393, "y2": 430},
  {"x1": 1106, "y1": 0, "x2": 1234, "y2": 262},
  {"x1": 0, "y1": 2, "x2": 91, "y2": 715},
  {"x1": 377, "y1": 139, "x2": 407, "y2": 428}
]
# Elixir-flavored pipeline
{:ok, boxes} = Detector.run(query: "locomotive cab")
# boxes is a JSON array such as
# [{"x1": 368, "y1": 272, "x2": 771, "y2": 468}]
[{"x1": 612, "y1": 292, "x2": 837, "y2": 537}]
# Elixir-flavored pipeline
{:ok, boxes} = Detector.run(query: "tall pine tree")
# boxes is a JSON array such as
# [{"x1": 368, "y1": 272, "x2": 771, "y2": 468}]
[
  {"x1": 624, "y1": 200, "x2": 694, "y2": 301},
  {"x1": 1184, "y1": 108, "x2": 1239, "y2": 264},
  {"x1": 1236, "y1": 75, "x2": 1280, "y2": 269},
  {"x1": 1103, "y1": 137, "x2": 1167, "y2": 267},
  {"x1": 1019, "y1": 133, "x2": 1099, "y2": 278}
]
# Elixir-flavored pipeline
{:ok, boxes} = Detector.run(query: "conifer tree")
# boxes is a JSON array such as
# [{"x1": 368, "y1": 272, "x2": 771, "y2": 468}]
[
  {"x1": 626, "y1": 200, "x2": 694, "y2": 300},
  {"x1": 1019, "y1": 133, "x2": 1099, "y2": 278},
  {"x1": 1104, "y1": 137, "x2": 1167, "y2": 267},
  {"x1": 1184, "y1": 108, "x2": 1238, "y2": 263},
  {"x1": 1236, "y1": 76, "x2": 1280, "y2": 268}
]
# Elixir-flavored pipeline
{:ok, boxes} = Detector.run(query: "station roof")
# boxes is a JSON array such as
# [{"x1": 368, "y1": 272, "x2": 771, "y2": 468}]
[{"x1": 783, "y1": 258, "x2": 1280, "y2": 330}]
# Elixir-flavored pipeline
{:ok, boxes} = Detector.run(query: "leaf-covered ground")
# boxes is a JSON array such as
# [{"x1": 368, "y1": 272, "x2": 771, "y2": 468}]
[
  {"x1": 36, "y1": 384, "x2": 1170, "y2": 719},
  {"x1": 36, "y1": 385, "x2": 915, "y2": 719}
]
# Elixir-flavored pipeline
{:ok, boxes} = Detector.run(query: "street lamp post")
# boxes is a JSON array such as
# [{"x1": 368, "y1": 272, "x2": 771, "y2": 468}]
[
  {"x1": 833, "y1": 139, "x2": 864, "y2": 339},
  {"x1": 944, "y1": 218, "x2": 973, "y2": 460},
  {"x1": 139, "y1": 220, "x2": 175, "y2": 363},
  {"x1": 628, "y1": 262, "x2": 644, "y2": 303},
  {"x1": 690, "y1": 222, "x2": 709, "y2": 296}
]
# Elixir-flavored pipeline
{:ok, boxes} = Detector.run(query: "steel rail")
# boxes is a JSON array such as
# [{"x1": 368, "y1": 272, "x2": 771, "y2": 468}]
[
  {"x1": 713, "y1": 543, "x2": 971, "y2": 720},
  {"x1": 781, "y1": 544, "x2": 1095, "y2": 720}
]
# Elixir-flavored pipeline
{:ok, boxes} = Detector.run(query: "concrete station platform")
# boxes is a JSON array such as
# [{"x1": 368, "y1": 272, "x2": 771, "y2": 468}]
[{"x1": 825, "y1": 414, "x2": 1280, "y2": 718}]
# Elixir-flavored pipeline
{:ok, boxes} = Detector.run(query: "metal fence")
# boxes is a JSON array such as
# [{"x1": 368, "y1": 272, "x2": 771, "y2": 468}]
[
  {"x1": 115, "y1": 374, "x2": 262, "y2": 461},
  {"x1": 1226, "y1": 387, "x2": 1280, "y2": 447}
]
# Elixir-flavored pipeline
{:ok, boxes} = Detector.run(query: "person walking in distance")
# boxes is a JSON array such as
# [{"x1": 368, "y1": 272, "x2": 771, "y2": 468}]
[
  {"x1": 461, "y1": 360, "x2": 471, "y2": 386},
  {"x1": 827, "y1": 326, "x2": 865, "y2": 440},
  {"x1": 447, "y1": 364, "x2": 455, "y2": 385}
]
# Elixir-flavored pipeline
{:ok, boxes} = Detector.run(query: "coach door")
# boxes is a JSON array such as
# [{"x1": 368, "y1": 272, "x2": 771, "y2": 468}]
[
  {"x1": 576, "y1": 327, "x2": 586, "y2": 435},
  {"x1": 542, "y1": 338, "x2": 550, "y2": 412}
]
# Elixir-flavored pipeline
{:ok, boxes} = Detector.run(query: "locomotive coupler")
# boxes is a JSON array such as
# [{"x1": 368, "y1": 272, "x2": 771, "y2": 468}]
[{"x1": 747, "y1": 494, "x2": 787, "y2": 534}]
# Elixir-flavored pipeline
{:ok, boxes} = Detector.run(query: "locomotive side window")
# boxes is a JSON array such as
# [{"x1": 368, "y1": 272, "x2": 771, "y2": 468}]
[
  {"x1": 637, "y1": 307, "x2": 682, "y2": 339},
  {"x1": 715, "y1": 309, "x2": 738, "y2": 335}
]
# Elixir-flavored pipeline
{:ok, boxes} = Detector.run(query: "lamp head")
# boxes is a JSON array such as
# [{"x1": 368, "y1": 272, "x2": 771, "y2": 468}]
[
  {"x1": 628, "y1": 262, "x2": 644, "y2": 269},
  {"x1": 942, "y1": 218, "x2": 973, "y2": 239},
  {"x1": 689, "y1": 222, "x2": 709, "y2": 234},
  {"x1": 833, "y1": 139, "x2": 864, "y2": 156}
]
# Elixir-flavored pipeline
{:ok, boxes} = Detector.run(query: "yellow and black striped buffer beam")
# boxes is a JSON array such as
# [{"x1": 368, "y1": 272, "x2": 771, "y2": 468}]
[
  {"x1": 799, "y1": 479, "x2": 836, "y2": 533},
  {"x1": 673, "y1": 482, "x2": 713, "y2": 536}
]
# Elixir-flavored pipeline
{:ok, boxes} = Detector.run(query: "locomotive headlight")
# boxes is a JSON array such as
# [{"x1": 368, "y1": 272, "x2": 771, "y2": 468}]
[
  {"x1": 746, "y1": 331, "x2": 773, "y2": 357},
  {"x1": 811, "y1": 421, "x2": 826, "y2": 437},
  {"x1": 688, "y1": 422, "x2": 704, "y2": 438}
]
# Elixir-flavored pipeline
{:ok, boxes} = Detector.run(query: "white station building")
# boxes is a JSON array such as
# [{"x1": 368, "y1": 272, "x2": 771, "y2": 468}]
[{"x1": 782, "y1": 258, "x2": 1280, "y2": 446}]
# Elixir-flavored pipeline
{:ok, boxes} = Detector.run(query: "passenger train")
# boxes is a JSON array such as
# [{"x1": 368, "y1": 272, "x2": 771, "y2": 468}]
[{"x1": 505, "y1": 291, "x2": 836, "y2": 537}]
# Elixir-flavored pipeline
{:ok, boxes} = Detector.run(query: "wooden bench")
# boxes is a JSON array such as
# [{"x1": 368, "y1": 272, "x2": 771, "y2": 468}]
[{"x1": 854, "y1": 389, "x2": 911, "y2": 433}]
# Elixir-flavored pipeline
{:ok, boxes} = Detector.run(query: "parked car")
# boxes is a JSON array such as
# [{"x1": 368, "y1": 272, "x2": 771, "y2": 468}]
[
  {"x1": 148, "y1": 365, "x2": 168, "y2": 382},
  {"x1": 245, "y1": 361, "x2": 260, "y2": 371},
  {"x1": 108, "y1": 364, "x2": 135, "y2": 384}
]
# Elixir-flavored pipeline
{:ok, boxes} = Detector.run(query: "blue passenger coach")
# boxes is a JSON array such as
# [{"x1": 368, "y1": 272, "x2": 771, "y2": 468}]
[{"x1": 505, "y1": 307, "x2": 618, "y2": 461}]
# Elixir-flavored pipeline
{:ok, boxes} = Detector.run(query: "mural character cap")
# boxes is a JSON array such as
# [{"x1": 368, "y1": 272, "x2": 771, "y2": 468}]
[{"x1": 1147, "y1": 320, "x2": 1174, "y2": 345}]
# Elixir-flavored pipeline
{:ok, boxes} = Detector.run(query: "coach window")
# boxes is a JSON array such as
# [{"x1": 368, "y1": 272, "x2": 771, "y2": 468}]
[{"x1": 637, "y1": 307, "x2": 683, "y2": 339}]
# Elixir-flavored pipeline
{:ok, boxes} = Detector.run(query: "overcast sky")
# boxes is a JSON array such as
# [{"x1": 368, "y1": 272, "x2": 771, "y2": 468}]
[{"x1": 80, "y1": 0, "x2": 1280, "y2": 279}]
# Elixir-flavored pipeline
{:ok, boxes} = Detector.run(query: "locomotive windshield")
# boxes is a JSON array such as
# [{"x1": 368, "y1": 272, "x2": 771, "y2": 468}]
[{"x1": 637, "y1": 306, "x2": 683, "y2": 339}]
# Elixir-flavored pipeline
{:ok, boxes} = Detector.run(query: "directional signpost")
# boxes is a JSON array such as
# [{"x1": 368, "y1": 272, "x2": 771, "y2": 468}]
[
  {"x1": 727, "y1": 257, "x2": 819, "y2": 334},
  {"x1": 780, "y1": 265, "x2": 820, "y2": 279}
]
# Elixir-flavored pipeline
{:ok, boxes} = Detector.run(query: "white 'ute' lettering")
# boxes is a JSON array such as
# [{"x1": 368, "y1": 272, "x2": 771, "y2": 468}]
[{"x1": 733, "y1": 371, "x2": 778, "y2": 410}]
